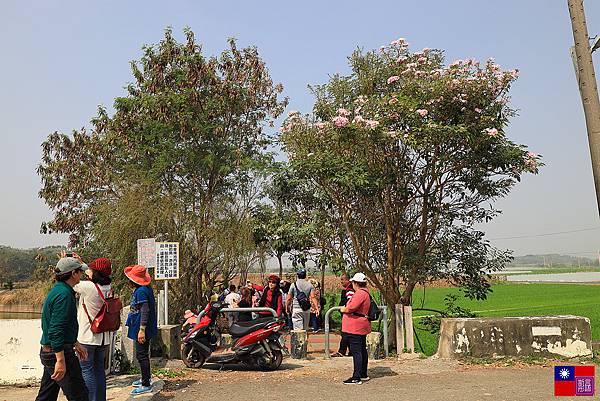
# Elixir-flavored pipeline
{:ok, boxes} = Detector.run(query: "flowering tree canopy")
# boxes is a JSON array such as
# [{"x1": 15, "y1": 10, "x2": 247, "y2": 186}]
[{"x1": 280, "y1": 38, "x2": 541, "y2": 306}]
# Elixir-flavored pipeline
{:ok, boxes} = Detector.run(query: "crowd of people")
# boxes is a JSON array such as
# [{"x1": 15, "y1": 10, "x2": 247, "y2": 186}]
[
  {"x1": 36, "y1": 253, "x2": 158, "y2": 401},
  {"x1": 36, "y1": 253, "x2": 373, "y2": 401},
  {"x1": 213, "y1": 269, "x2": 373, "y2": 385},
  {"x1": 212, "y1": 269, "x2": 327, "y2": 333}
]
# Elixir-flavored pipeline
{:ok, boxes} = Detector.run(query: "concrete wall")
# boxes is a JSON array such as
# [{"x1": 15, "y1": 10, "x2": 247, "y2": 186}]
[
  {"x1": 0, "y1": 319, "x2": 43, "y2": 385},
  {"x1": 437, "y1": 315, "x2": 592, "y2": 359}
]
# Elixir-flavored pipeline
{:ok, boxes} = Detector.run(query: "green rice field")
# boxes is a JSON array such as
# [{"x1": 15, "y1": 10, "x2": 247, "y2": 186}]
[{"x1": 409, "y1": 283, "x2": 600, "y2": 356}]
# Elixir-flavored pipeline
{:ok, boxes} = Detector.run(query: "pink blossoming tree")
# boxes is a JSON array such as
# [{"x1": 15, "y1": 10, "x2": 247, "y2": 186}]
[{"x1": 280, "y1": 40, "x2": 542, "y2": 307}]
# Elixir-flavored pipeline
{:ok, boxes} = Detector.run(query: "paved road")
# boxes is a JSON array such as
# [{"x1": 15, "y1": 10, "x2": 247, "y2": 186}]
[
  {"x1": 157, "y1": 357, "x2": 565, "y2": 401},
  {"x1": 0, "y1": 375, "x2": 162, "y2": 401}
]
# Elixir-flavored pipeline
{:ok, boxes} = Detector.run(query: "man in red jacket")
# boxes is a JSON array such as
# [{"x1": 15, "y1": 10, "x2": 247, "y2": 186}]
[{"x1": 339, "y1": 273, "x2": 371, "y2": 385}]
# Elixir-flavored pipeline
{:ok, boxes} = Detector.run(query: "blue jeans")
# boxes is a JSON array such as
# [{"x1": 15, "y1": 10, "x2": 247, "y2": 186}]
[
  {"x1": 310, "y1": 313, "x2": 320, "y2": 331},
  {"x1": 79, "y1": 345, "x2": 107, "y2": 401}
]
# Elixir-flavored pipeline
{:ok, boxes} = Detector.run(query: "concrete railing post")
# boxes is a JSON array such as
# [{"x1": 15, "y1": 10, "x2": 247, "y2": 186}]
[
  {"x1": 290, "y1": 329, "x2": 307, "y2": 359},
  {"x1": 395, "y1": 304, "x2": 404, "y2": 355},
  {"x1": 156, "y1": 324, "x2": 181, "y2": 359},
  {"x1": 157, "y1": 290, "x2": 165, "y2": 326},
  {"x1": 220, "y1": 333, "x2": 234, "y2": 348},
  {"x1": 403, "y1": 305, "x2": 414, "y2": 352},
  {"x1": 366, "y1": 332, "x2": 384, "y2": 359},
  {"x1": 381, "y1": 306, "x2": 389, "y2": 358}
]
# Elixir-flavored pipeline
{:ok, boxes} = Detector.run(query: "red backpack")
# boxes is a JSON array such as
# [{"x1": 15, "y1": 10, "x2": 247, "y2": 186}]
[{"x1": 83, "y1": 284, "x2": 123, "y2": 333}]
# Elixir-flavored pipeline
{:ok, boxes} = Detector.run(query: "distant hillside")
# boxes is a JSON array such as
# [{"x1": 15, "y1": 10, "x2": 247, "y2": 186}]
[
  {"x1": 0, "y1": 245, "x2": 63, "y2": 284},
  {"x1": 510, "y1": 254, "x2": 598, "y2": 267}
]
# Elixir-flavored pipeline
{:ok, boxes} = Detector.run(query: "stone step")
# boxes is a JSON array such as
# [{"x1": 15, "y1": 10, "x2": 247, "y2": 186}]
[{"x1": 282, "y1": 332, "x2": 341, "y2": 354}]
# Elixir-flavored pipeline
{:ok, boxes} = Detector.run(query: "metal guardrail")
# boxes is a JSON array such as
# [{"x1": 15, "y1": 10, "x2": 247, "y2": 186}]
[
  {"x1": 220, "y1": 307, "x2": 278, "y2": 318},
  {"x1": 324, "y1": 305, "x2": 389, "y2": 358},
  {"x1": 195, "y1": 306, "x2": 279, "y2": 323}
]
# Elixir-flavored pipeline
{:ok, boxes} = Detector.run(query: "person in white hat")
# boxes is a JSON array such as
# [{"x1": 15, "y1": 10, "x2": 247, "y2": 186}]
[{"x1": 339, "y1": 272, "x2": 371, "y2": 385}]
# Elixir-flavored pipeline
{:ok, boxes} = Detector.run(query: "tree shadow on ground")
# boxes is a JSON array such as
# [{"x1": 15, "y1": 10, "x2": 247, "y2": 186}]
[
  {"x1": 106, "y1": 374, "x2": 136, "y2": 389},
  {"x1": 369, "y1": 366, "x2": 399, "y2": 378},
  {"x1": 153, "y1": 379, "x2": 197, "y2": 400},
  {"x1": 202, "y1": 362, "x2": 304, "y2": 371}
]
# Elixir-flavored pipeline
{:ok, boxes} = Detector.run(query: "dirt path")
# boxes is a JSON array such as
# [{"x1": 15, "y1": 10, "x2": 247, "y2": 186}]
[{"x1": 156, "y1": 356, "x2": 562, "y2": 401}]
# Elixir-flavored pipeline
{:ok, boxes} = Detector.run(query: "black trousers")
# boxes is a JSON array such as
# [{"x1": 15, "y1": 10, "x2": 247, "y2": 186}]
[
  {"x1": 35, "y1": 347, "x2": 89, "y2": 401},
  {"x1": 346, "y1": 333, "x2": 368, "y2": 380},
  {"x1": 135, "y1": 339, "x2": 151, "y2": 386},
  {"x1": 338, "y1": 331, "x2": 349, "y2": 355}
]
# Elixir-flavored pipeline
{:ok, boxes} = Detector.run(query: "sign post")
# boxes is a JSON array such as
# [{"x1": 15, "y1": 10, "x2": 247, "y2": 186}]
[{"x1": 155, "y1": 242, "x2": 179, "y2": 325}]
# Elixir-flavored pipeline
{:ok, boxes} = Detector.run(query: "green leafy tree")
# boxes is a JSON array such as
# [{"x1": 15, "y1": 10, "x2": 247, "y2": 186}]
[
  {"x1": 38, "y1": 28, "x2": 287, "y2": 310},
  {"x1": 269, "y1": 166, "x2": 351, "y2": 291},
  {"x1": 280, "y1": 39, "x2": 542, "y2": 307},
  {"x1": 251, "y1": 203, "x2": 313, "y2": 278}
]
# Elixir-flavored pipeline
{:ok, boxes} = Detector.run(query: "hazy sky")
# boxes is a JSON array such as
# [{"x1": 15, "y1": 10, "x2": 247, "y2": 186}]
[{"x1": 2, "y1": 1, "x2": 600, "y2": 257}]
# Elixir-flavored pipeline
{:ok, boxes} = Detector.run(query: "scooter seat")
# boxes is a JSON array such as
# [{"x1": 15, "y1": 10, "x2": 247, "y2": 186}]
[{"x1": 229, "y1": 317, "x2": 275, "y2": 337}]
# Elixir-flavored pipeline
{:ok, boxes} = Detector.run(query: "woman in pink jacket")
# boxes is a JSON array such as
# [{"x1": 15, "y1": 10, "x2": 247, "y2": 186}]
[{"x1": 339, "y1": 273, "x2": 371, "y2": 385}]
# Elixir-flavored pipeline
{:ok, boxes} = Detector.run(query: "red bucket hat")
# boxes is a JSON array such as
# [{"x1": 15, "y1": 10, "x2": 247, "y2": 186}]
[
  {"x1": 124, "y1": 265, "x2": 151, "y2": 286},
  {"x1": 268, "y1": 274, "x2": 281, "y2": 284},
  {"x1": 88, "y1": 258, "x2": 112, "y2": 277}
]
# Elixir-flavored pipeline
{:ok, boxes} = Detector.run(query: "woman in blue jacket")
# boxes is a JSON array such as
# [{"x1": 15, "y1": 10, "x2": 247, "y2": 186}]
[{"x1": 124, "y1": 265, "x2": 157, "y2": 395}]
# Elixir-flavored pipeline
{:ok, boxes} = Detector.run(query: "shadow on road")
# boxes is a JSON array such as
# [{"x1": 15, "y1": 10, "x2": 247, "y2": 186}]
[
  {"x1": 202, "y1": 362, "x2": 304, "y2": 371},
  {"x1": 154, "y1": 379, "x2": 197, "y2": 400},
  {"x1": 369, "y1": 366, "x2": 399, "y2": 378},
  {"x1": 106, "y1": 374, "x2": 136, "y2": 389}
]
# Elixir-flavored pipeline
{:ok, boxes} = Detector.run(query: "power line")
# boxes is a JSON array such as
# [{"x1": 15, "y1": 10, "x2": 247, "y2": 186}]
[{"x1": 489, "y1": 227, "x2": 600, "y2": 241}]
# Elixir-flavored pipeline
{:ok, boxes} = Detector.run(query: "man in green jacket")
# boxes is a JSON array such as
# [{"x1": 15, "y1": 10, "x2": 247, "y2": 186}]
[{"x1": 36, "y1": 256, "x2": 89, "y2": 401}]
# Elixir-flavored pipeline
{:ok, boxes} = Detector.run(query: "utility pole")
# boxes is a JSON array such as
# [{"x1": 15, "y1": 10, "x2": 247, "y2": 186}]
[{"x1": 568, "y1": 0, "x2": 600, "y2": 215}]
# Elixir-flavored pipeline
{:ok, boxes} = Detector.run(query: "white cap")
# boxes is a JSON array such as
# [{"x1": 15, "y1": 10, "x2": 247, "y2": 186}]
[{"x1": 350, "y1": 272, "x2": 367, "y2": 283}]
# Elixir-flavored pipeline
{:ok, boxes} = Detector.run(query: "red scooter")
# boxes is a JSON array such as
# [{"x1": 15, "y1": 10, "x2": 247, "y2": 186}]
[{"x1": 181, "y1": 301, "x2": 286, "y2": 371}]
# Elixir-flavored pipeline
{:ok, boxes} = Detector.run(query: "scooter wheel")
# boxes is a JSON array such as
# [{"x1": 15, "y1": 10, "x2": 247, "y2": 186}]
[
  {"x1": 181, "y1": 343, "x2": 206, "y2": 369},
  {"x1": 259, "y1": 350, "x2": 283, "y2": 371}
]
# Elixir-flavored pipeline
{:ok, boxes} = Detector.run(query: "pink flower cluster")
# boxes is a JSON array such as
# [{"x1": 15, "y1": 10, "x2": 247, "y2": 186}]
[
  {"x1": 333, "y1": 116, "x2": 349, "y2": 127},
  {"x1": 353, "y1": 115, "x2": 365, "y2": 124},
  {"x1": 523, "y1": 151, "x2": 539, "y2": 171},
  {"x1": 416, "y1": 109, "x2": 428, "y2": 118},
  {"x1": 484, "y1": 128, "x2": 498, "y2": 136},
  {"x1": 315, "y1": 122, "x2": 327, "y2": 130},
  {"x1": 391, "y1": 37, "x2": 408, "y2": 46},
  {"x1": 365, "y1": 120, "x2": 379, "y2": 129},
  {"x1": 280, "y1": 111, "x2": 302, "y2": 133},
  {"x1": 337, "y1": 108, "x2": 351, "y2": 117},
  {"x1": 387, "y1": 75, "x2": 400, "y2": 84}
]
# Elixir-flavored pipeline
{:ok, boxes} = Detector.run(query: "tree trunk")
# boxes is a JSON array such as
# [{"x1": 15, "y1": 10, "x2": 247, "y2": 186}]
[
  {"x1": 277, "y1": 254, "x2": 283, "y2": 278},
  {"x1": 379, "y1": 289, "x2": 402, "y2": 349},
  {"x1": 400, "y1": 281, "x2": 416, "y2": 306}
]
